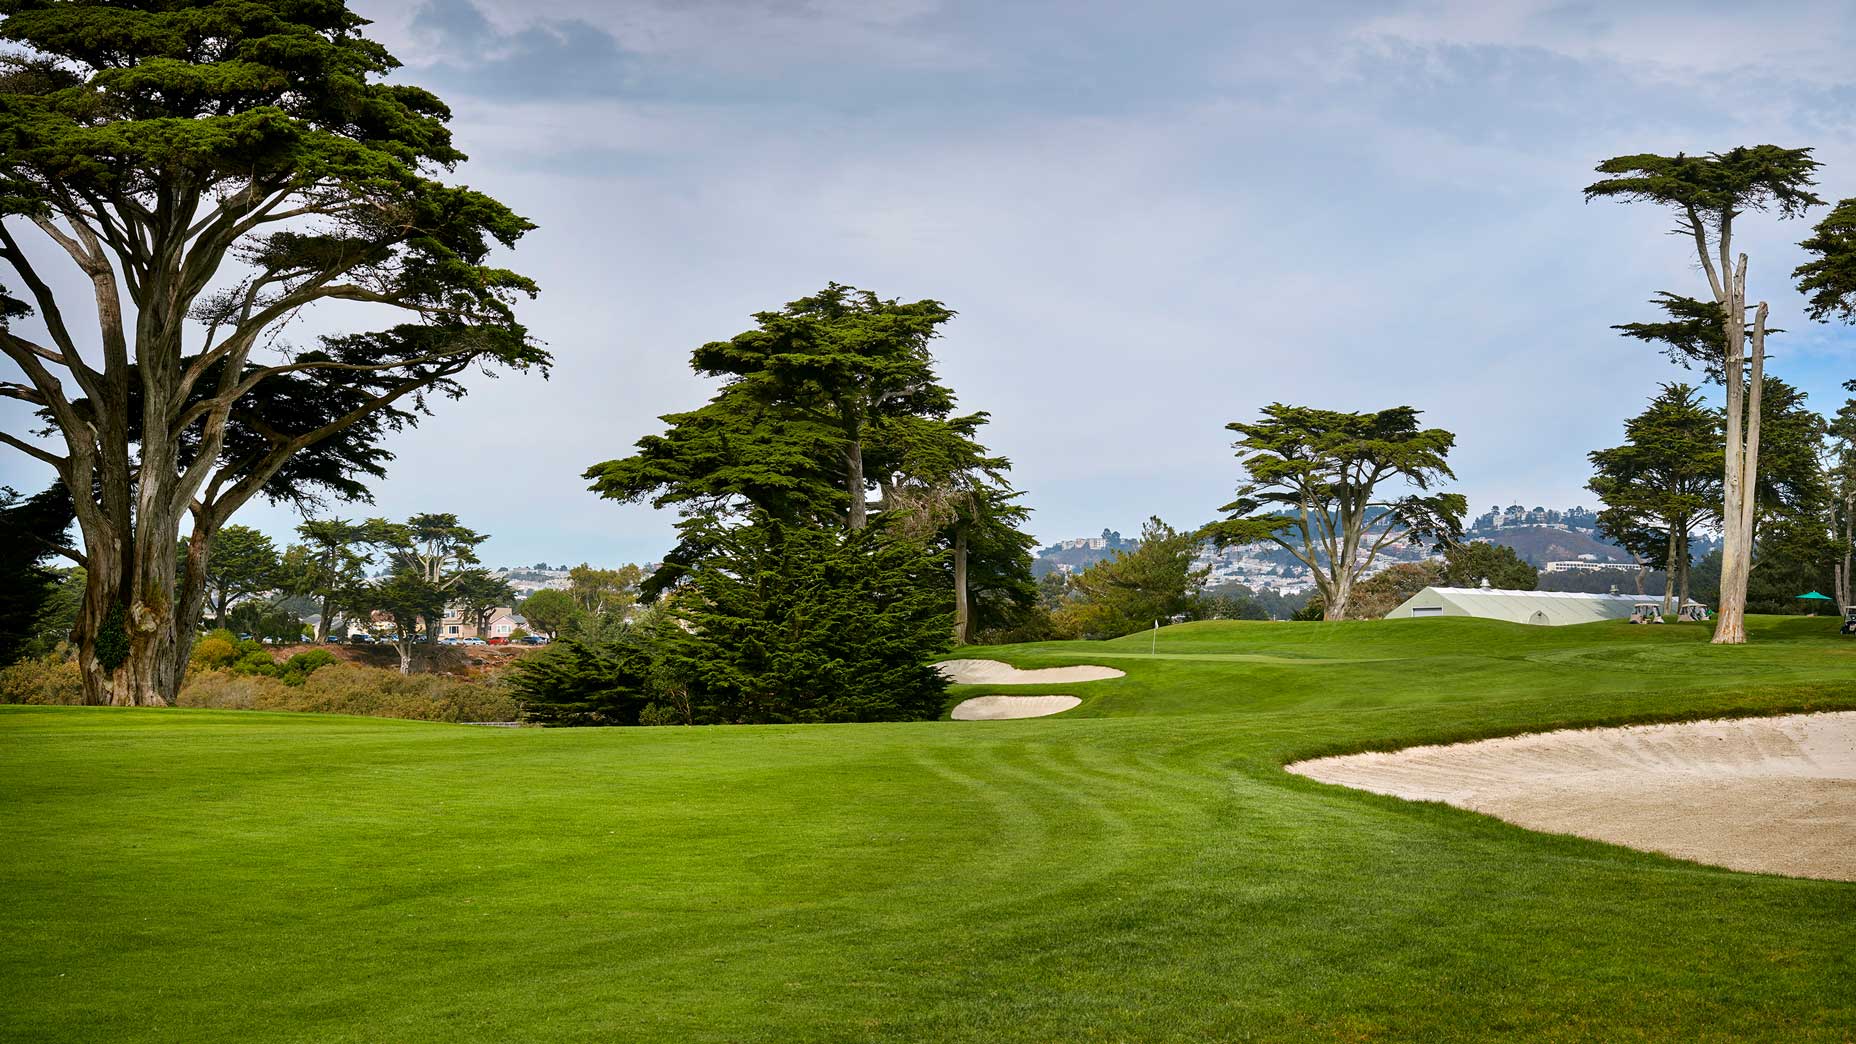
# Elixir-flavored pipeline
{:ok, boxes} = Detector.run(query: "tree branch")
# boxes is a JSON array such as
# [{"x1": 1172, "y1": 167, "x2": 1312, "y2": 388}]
[{"x1": 0, "y1": 428, "x2": 66, "y2": 469}]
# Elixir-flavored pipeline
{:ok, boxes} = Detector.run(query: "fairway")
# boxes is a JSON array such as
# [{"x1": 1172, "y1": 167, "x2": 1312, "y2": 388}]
[{"x1": 5, "y1": 617, "x2": 1856, "y2": 1042}]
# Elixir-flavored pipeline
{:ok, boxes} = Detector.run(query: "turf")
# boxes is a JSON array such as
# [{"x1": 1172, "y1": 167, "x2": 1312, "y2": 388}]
[{"x1": 4, "y1": 616, "x2": 1854, "y2": 1042}]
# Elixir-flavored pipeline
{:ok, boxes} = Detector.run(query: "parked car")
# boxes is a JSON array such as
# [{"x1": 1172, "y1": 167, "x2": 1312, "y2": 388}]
[
  {"x1": 486, "y1": 636, "x2": 510, "y2": 646},
  {"x1": 520, "y1": 634, "x2": 550, "y2": 645},
  {"x1": 461, "y1": 637, "x2": 487, "y2": 646},
  {"x1": 346, "y1": 633, "x2": 373, "y2": 644},
  {"x1": 438, "y1": 637, "x2": 459, "y2": 646}
]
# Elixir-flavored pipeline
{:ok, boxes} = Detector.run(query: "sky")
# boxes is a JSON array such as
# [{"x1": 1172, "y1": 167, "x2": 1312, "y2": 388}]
[{"x1": 4, "y1": 0, "x2": 1856, "y2": 567}]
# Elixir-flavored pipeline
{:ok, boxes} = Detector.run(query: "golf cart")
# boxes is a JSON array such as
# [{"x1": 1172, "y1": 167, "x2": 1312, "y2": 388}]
[
  {"x1": 1628, "y1": 603, "x2": 1664, "y2": 624},
  {"x1": 1841, "y1": 606, "x2": 1856, "y2": 635},
  {"x1": 1677, "y1": 603, "x2": 1709, "y2": 623}
]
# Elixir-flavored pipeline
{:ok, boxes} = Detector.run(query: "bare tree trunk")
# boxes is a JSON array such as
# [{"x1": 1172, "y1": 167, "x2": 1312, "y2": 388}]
[
  {"x1": 1833, "y1": 490, "x2": 1848, "y2": 605},
  {"x1": 952, "y1": 522, "x2": 969, "y2": 645},
  {"x1": 395, "y1": 638, "x2": 413, "y2": 675},
  {"x1": 316, "y1": 596, "x2": 334, "y2": 643}
]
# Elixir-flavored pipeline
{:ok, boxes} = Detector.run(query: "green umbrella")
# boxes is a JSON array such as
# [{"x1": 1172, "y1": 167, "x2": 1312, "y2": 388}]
[{"x1": 1797, "y1": 591, "x2": 1833, "y2": 616}]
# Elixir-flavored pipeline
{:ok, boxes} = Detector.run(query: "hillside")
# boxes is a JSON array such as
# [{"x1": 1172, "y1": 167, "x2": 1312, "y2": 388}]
[{"x1": 1471, "y1": 525, "x2": 1632, "y2": 566}]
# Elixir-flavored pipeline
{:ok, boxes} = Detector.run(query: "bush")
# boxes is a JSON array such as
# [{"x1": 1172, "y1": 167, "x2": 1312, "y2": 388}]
[
  {"x1": 277, "y1": 648, "x2": 337, "y2": 686},
  {"x1": 230, "y1": 649, "x2": 279, "y2": 677},
  {"x1": 180, "y1": 663, "x2": 520, "y2": 723},
  {"x1": 176, "y1": 670, "x2": 274, "y2": 710},
  {"x1": 190, "y1": 634, "x2": 239, "y2": 670},
  {"x1": 0, "y1": 653, "x2": 84, "y2": 705},
  {"x1": 638, "y1": 702, "x2": 682, "y2": 727}
]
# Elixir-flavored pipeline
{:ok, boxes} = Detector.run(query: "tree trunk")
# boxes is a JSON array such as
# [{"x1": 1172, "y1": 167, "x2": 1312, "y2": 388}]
[
  {"x1": 1712, "y1": 257, "x2": 1753, "y2": 645},
  {"x1": 395, "y1": 639, "x2": 413, "y2": 675},
  {"x1": 1838, "y1": 492, "x2": 1853, "y2": 609},
  {"x1": 845, "y1": 437, "x2": 867, "y2": 531},
  {"x1": 316, "y1": 595, "x2": 334, "y2": 643},
  {"x1": 72, "y1": 503, "x2": 203, "y2": 706},
  {"x1": 1678, "y1": 529, "x2": 1691, "y2": 615},
  {"x1": 952, "y1": 522, "x2": 969, "y2": 645},
  {"x1": 1670, "y1": 523, "x2": 1685, "y2": 613},
  {"x1": 1323, "y1": 573, "x2": 1351, "y2": 622}
]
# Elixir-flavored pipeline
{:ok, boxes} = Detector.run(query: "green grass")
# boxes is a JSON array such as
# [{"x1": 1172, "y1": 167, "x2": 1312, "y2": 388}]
[{"x1": 4, "y1": 616, "x2": 1854, "y2": 1042}]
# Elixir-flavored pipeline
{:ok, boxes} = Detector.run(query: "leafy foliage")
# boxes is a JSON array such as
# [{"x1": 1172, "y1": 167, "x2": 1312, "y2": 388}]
[
  {"x1": 0, "y1": 482, "x2": 76, "y2": 663},
  {"x1": 1796, "y1": 198, "x2": 1856, "y2": 323},
  {"x1": 1588, "y1": 384, "x2": 1722, "y2": 599},
  {"x1": 195, "y1": 524, "x2": 280, "y2": 627},
  {"x1": 1205, "y1": 404, "x2": 1465, "y2": 621},
  {"x1": 1583, "y1": 147, "x2": 1823, "y2": 220},
  {"x1": 1050, "y1": 517, "x2": 1209, "y2": 639},
  {"x1": 666, "y1": 518, "x2": 952, "y2": 724},
  {"x1": 1440, "y1": 542, "x2": 1538, "y2": 591},
  {"x1": 517, "y1": 588, "x2": 576, "y2": 639},
  {"x1": 0, "y1": 0, "x2": 545, "y2": 703}
]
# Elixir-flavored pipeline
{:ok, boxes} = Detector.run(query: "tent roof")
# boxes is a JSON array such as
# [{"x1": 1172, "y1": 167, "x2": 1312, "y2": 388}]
[{"x1": 1387, "y1": 586, "x2": 1657, "y2": 626}]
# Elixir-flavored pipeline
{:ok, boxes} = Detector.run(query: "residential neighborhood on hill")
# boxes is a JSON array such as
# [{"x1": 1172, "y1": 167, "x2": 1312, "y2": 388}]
[{"x1": 1032, "y1": 503, "x2": 1700, "y2": 595}]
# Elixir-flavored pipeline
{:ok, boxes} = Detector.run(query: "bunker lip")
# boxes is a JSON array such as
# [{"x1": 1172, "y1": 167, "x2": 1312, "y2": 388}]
[
  {"x1": 1288, "y1": 711, "x2": 1856, "y2": 882},
  {"x1": 935, "y1": 659, "x2": 1125, "y2": 685},
  {"x1": 951, "y1": 695, "x2": 1082, "y2": 720}
]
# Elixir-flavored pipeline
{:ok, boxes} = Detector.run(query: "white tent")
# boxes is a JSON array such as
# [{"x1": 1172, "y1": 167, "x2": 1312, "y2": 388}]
[{"x1": 1384, "y1": 586, "x2": 1655, "y2": 626}]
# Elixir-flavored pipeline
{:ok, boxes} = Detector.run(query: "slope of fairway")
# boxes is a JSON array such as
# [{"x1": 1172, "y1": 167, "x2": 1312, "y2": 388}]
[{"x1": 5, "y1": 616, "x2": 1855, "y2": 1042}]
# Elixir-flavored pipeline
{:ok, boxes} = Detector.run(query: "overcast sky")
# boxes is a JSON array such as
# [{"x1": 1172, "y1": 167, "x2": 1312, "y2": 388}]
[{"x1": 5, "y1": 0, "x2": 1856, "y2": 567}]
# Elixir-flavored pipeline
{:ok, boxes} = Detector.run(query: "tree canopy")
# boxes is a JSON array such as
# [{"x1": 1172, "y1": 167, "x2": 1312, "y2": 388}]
[
  {"x1": 1587, "y1": 384, "x2": 1722, "y2": 612},
  {"x1": 1584, "y1": 145, "x2": 1822, "y2": 644},
  {"x1": 0, "y1": 0, "x2": 545, "y2": 704},
  {"x1": 1204, "y1": 404, "x2": 1465, "y2": 621}
]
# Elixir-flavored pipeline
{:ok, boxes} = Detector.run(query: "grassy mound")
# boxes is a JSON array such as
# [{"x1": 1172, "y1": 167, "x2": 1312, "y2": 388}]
[{"x1": 3, "y1": 616, "x2": 1853, "y2": 1041}]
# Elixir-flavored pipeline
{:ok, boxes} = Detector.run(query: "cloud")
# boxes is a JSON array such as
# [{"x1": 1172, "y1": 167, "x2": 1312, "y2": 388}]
[{"x1": 7, "y1": 0, "x2": 1855, "y2": 567}]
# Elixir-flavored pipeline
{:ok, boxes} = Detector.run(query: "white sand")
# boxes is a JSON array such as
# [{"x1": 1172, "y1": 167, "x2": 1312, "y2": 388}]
[
  {"x1": 1289, "y1": 712, "x2": 1856, "y2": 881},
  {"x1": 951, "y1": 694, "x2": 1083, "y2": 720},
  {"x1": 935, "y1": 659, "x2": 1125, "y2": 685}
]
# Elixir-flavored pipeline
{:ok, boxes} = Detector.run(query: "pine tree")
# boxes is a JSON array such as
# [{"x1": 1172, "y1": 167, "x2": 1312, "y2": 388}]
[
  {"x1": 667, "y1": 517, "x2": 952, "y2": 724},
  {"x1": 1588, "y1": 384, "x2": 1723, "y2": 614}
]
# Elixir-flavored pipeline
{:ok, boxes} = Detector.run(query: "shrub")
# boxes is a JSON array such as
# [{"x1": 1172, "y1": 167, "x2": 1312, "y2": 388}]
[
  {"x1": 638, "y1": 702, "x2": 682, "y2": 727},
  {"x1": 230, "y1": 649, "x2": 280, "y2": 677},
  {"x1": 177, "y1": 663, "x2": 520, "y2": 723},
  {"x1": 190, "y1": 636, "x2": 239, "y2": 670},
  {"x1": 276, "y1": 648, "x2": 338, "y2": 686},
  {"x1": 177, "y1": 671, "x2": 277, "y2": 710},
  {"x1": 0, "y1": 653, "x2": 84, "y2": 705}
]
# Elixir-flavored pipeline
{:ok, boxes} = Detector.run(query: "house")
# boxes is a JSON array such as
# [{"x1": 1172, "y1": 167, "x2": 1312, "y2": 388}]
[
  {"x1": 438, "y1": 605, "x2": 533, "y2": 639},
  {"x1": 1384, "y1": 587, "x2": 1660, "y2": 626}
]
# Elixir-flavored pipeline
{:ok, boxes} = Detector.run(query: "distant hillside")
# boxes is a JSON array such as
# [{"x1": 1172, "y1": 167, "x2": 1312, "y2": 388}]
[
  {"x1": 1032, "y1": 530, "x2": 1133, "y2": 577},
  {"x1": 1471, "y1": 526, "x2": 1632, "y2": 567}
]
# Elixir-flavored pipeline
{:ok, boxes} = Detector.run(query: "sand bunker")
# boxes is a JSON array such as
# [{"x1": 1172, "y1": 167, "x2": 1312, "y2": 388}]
[
  {"x1": 951, "y1": 695, "x2": 1082, "y2": 720},
  {"x1": 1289, "y1": 712, "x2": 1856, "y2": 881},
  {"x1": 935, "y1": 659, "x2": 1124, "y2": 685}
]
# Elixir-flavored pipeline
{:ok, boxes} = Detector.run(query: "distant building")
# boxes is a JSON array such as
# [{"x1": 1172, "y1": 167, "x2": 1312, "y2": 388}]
[
  {"x1": 439, "y1": 605, "x2": 533, "y2": 639},
  {"x1": 1543, "y1": 559, "x2": 1612, "y2": 574}
]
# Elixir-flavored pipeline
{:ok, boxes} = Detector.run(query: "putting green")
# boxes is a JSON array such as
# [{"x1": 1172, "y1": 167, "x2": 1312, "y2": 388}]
[{"x1": 4, "y1": 615, "x2": 1854, "y2": 1042}]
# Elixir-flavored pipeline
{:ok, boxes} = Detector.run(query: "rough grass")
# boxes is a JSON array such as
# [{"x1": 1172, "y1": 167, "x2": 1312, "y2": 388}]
[{"x1": 3, "y1": 615, "x2": 1854, "y2": 1042}]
